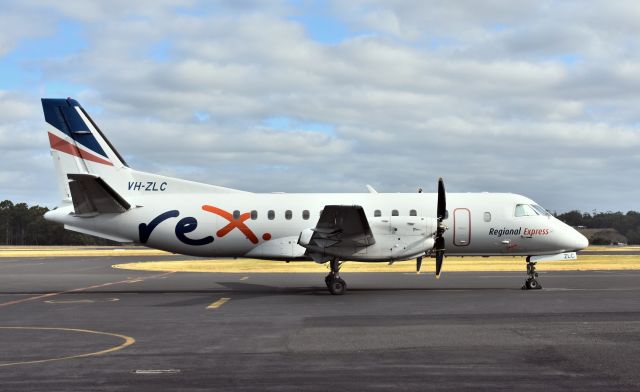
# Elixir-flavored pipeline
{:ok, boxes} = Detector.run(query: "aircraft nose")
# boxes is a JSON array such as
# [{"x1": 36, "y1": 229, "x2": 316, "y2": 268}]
[{"x1": 570, "y1": 230, "x2": 589, "y2": 251}]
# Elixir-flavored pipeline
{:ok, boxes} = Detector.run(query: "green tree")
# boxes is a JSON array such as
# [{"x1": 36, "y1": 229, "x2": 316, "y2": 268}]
[
  {"x1": 0, "y1": 200, "x2": 14, "y2": 244},
  {"x1": 0, "y1": 200, "x2": 119, "y2": 246}
]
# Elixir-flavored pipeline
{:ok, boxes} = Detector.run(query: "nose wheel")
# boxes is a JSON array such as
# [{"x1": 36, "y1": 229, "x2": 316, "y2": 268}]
[
  {"x1": 325, "y1": 258, "x2": 346, "y2": 295},
  {"x1": 522, "y1": 258, "x2": 542, "y2": 290}
]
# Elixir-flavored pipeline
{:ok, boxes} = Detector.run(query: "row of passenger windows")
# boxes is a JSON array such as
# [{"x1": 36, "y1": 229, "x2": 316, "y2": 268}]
[
  {"x1": 233, "y1": 206, "x2": 546, "y2": 221},
  {"x1": 232, "y1": 209, "x2": 420, "y2": 220},
  {"x1": 375, "y1": 210, "x2": 418, "y2": 217},
  {"x1": 233, "y1": 210, "x2": 313, "y2": 220}
]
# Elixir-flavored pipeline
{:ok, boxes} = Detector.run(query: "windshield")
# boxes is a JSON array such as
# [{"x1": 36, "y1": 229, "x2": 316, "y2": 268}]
[
  {"x1": 531, "y1": 204, "x2": 550, "y2": 216},
  {"x1": 515, "y1": 204, "x2": 550, "y2": 217}
]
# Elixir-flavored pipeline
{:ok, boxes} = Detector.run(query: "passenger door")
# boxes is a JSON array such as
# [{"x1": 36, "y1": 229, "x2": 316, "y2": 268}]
[{"x1": 453, "y1": 208, "x2": 471, "y2": 246}]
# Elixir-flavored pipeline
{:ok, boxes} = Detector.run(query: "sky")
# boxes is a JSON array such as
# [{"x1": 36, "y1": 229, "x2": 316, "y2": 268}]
[{"x1": 1, "y1": 0, "x2": 639, "y2": 213}]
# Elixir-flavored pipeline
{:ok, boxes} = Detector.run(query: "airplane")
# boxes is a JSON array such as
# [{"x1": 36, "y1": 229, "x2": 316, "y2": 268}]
[{"x1": 42, "y1": 98, "x2": 589, "y2": 295}]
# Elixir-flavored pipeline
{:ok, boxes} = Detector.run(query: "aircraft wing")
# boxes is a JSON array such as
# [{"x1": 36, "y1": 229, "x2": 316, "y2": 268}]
[{"x1": 310, "y1": 205, "x2": 375, "y2": 248}]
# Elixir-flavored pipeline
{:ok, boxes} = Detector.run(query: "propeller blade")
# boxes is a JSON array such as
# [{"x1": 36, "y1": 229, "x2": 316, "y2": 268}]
[
  {"x1": 434, "y1": 177, "x2": 447, "y2": 279},
  {"x1": 416, "y1": 256, "x2": 423, "y2": 274},
  {"x1": 435, "y1": 250, "x2": 444, "y2": 279},
  {"x1": 437, "y1": 177, "x2": 446, "y2": 221},
  {"x1": 434, "y1": 236, "x2": 445, "y2": 278}
]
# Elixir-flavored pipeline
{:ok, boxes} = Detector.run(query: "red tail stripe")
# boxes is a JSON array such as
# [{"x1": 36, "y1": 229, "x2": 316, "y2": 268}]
[{"x1": 48, "y1": 132, "x2": 113, "y2": 166}]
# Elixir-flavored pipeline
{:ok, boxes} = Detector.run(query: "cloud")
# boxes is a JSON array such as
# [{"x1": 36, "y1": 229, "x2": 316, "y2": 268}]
[{"x1": 0, "y1": 0, "x2": 639, "y2": 213}]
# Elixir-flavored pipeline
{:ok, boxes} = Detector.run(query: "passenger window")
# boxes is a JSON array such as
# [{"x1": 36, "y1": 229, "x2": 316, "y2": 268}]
[
  {"x1": 268, "y1": 210, "x2": 275, "y2": 220},
  {"x1": 515, "y1": 204, "x2": 539, "y2": 217},
  {"x1": 233, "y1": 210, "x2": 241, "y2": 219},
  {"x1": 302, "y1": 210, "x2": 310, "y2": 220},
  {"x1": 484, "y1": 212, "x2": 491, "y2": 222},
  {"x1": 251, "y1": 210, "x2": 258, "y2": 220},
  {"x1": 285, "y1": 210, "x2": 292, "y2": 220},
  {"x1": 409, "y1": 209, "x2": 417, "y2": 216},
  {"x1": 374, "y1": 210, "x2": 381, "y2": 217},
  {"x1": 392, "y1": 209, "x2": 399, "y2": 216}
]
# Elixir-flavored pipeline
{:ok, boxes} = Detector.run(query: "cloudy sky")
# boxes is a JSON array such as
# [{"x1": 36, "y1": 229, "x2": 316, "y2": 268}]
[{"x1": 1, "y1": 0, "x2": 639, "y2": 213}]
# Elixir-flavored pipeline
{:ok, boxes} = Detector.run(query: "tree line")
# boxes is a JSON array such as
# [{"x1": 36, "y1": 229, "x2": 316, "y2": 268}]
[
  {"x1": 1, "y1": 199, "x2": 639, "y2": 245},
  {"x1": 555, "y1": 210, "x2": 640, "y2": 245},
  {"x1": 0, "y1": 200, "x2": 117, "y2": 245}
]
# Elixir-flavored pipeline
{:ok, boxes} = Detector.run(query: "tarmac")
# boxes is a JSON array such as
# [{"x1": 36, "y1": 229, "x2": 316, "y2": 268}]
[{"x1": 1, "y1": 254, "x2": 639, "y2": 391}]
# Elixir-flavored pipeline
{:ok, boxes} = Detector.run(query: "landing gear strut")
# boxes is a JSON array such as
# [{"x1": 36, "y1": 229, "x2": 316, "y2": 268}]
[
  {"x1": 325, "y1": 258, "x2": 346, "y2": 295},
  {"x1": 522, "y1": 257, "x2": 542, "y2": 290}
]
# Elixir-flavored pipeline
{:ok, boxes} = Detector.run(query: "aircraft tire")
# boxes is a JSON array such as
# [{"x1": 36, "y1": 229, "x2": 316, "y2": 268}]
[
  {"x1": 328, "y1": 278, "x2": 346, "y2": 295},
  {"x1": 525, "y1": 278, "x2": 542, "y2": 290}
]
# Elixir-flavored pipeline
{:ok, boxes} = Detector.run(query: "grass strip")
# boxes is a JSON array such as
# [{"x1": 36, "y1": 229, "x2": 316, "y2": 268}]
[{"x1": 112, "y1": 255, "x2": 640, "y2": 273}]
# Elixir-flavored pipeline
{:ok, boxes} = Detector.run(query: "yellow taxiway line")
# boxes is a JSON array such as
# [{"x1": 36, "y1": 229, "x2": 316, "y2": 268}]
[
  {"x1": 0, "y1": 327, "x2": 135, "y2": 367},
  {"x1": 207, "y1": 297, "x2": 230, "y2": 309},
  {"x1": 0, "y1": 271, "x2": 174, "y2": 308}
]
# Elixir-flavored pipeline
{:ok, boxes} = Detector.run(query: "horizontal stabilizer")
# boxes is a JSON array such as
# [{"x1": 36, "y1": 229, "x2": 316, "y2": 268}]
[{"x1": 68, "y1": 174, "x2": 131, "y2": 214}]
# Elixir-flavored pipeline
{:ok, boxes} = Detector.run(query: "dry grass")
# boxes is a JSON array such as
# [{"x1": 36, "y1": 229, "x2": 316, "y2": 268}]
[
  {"x1": 2, "y1": 245, "x2": 640, "y2": 272},
  {"x1": 584, "y1": 245, "x2": 640, "y2": 252},
  {"x1": 112, "y1": 255, "x2": 640, "y2": 273},
  {"x1": 0, "y1": 246, "x2": 170, "y2": 257}
]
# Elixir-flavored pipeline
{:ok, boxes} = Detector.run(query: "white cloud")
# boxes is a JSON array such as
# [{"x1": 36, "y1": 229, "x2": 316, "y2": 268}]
[{"x1": 0, "y1": 0, "x2": 639, "y2": 212}]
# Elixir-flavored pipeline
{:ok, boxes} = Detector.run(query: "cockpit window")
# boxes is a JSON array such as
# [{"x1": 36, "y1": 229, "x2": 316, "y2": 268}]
[
  {"x1": 531, "y1": 204, "x2": 550, "y2": 216},
  {"x1": 514, "y1": 204, "x2": 539, "y2": 217}
]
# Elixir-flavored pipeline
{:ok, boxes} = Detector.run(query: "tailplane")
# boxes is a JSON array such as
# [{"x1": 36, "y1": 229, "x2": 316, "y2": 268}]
[{"x1": 67, "y1": 174, "x2": 130, "y2": 215}]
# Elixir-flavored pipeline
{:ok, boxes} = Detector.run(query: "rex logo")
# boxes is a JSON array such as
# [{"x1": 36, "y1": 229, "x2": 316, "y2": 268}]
[
  {"x1": 201, "y1": 205, "x2": 259, "y2": 244},
  {"x1": 139, "y1": 205, "x2": 269, "y2": 245}
]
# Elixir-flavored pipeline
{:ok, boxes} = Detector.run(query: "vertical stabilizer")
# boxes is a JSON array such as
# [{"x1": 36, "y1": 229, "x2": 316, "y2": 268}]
[
  {"x1": 42, "y1": 98, "x2": 131, "y2": 203},
  {"x1": 43, "y1": 97, "x2": 247, "y2": 206}
]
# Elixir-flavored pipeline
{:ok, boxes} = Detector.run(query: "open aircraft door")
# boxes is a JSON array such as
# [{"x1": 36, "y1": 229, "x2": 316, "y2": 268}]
[{"x1": 453, "y1": 208, "x2": 471, "y2": 246}]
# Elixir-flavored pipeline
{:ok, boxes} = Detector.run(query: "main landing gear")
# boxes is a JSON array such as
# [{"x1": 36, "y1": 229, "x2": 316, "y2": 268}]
[
  {"x1": 325, "y1": 258, "x2": 346, "y2": 295},
  {"x1": 522, "y1": 256, "x2": 542, "y2": 290}
]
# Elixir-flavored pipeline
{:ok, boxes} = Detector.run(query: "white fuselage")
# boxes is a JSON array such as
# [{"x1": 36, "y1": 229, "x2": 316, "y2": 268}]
[{"x1": 46, "y1": 191, "x2": 588, "y2": 261}]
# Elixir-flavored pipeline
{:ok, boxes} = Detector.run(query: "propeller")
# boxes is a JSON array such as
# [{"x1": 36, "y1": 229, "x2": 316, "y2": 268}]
[
  {"x1": 434, "y1": 177, "x2": 447, "y2": 279},
  {"x1": 415, "y1": 178, "x2": 447, "y2": 275}
]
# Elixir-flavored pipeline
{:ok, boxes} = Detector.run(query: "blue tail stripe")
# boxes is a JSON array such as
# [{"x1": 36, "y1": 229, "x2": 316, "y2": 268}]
[
  {"x1": 42, "y1": 98, "x2": 68, "y2": 132},
  {"x1": 60, "y1": 106, "x2": 90, "y2": 133},
  {"x1": 42, "y1": 98, "x2": 108, "y2": 158}
]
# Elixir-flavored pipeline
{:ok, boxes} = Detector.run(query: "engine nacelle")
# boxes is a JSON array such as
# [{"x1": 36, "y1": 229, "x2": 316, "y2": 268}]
[
  {"x1": 298, "y1": 215, "x2": 439, "y2": 262},
  {"x1": 297, "y1": 227, "x2": 315, "y2": 247},
  {"x1": 370, "y1": 216, "x2": 438, "y2": 238},
  {"x1": 360, "y1": 216, "x2": 438, "y2": 261}
]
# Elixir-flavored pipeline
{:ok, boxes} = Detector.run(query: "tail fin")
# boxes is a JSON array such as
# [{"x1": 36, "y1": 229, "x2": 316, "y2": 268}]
[
  {"x1": 42, "y1": 98, "x2": 130, "y2": 203},
  {"x1": 43, "y1": 97, "x2": 248, "y2": 211}
]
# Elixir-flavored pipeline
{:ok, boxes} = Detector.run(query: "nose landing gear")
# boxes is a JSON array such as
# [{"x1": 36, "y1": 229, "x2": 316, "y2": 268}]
[
  {"x1": 522, "y1": 257, "x2": 542, "y2": 290},
  {"x1": 325, "y1": 258, "x2": 346, "y2": 295}
]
